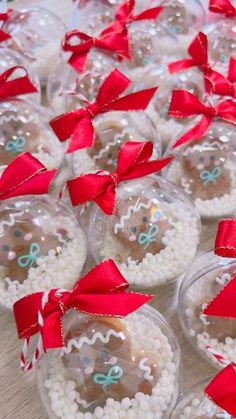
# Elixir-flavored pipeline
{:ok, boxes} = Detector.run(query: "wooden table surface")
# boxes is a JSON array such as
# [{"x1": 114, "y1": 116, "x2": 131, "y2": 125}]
[{"x1": 0, "y1": 218, "x2": 219, "y2": 419}]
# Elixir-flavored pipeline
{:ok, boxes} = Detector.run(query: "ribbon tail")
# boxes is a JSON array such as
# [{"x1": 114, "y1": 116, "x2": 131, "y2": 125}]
[
  {"x1": 205, "y1": 71, "x2": 231, "y2": 95},
  {"x1": 13, "y1": 292, "x2": 44, "y2": 339},
  {"x1": 134, "y1": 6, "x2": 163, "y2": 21},
  {"x1": 67, "y1": 116, "x2": 95, "y2": 153},
  {"x1": 203, "y1": 275, "x2": 236, "y2": 319},
  {"x1": 228, "y1": 57, "x2": 236, "y2": 83},
  {"x1": 172, "y1": 116, "x2": 212, "y2": 148},
  {"x1": 0, "y1": 29, "x2": 11, "y2": 42},
  {"x1": 71, "y1": 292, "x2": 152, "y2": 317},
  {"x1": 68, "y1": 51, "x2": 88, "y2": 73},
  {"x1": 205, "y1": 364, "x2": 236, "y2": 417},
  {"x1": 104, "y1": 87, "x2": 158, "y2": 112},
  {"x1": 168, "y1": 58, "x2": 195, "y2": 74},
  {"x1": 94, "y1": 184, "x2": 116, "y2": 215},
  {"x1": 41, "y1": 312, "x2": 64, "y2": 350}
]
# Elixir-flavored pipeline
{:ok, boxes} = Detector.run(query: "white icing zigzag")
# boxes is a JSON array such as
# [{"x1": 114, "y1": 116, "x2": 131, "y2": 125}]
[
  {"x1": 180, "y1": 178, "x2": 192, "y2": 195},
  {"x1": 61, "y1": 329, "x2": 126, "y2": 355},
  {"x1": 0, "y1": 211, "x2": 25, "y2": 235},
  {"x1": 52, "y1": 231, "x2": 67, "y2": 245},
  {"x1": 138, "y1": 357, "x2": 154, "y2": 381},
  {"x1": 0, "y1": 114, "x2": 35, "y2": 125},
  {"x1": 114, "y1": 199, "x2": 158, "y2": 234},
  {"x1": 93, "y1": 128, "x2": 128, "y2": 162},
  {"x1": 182, "y1": 140, "x2": 228, "y2": 157}
]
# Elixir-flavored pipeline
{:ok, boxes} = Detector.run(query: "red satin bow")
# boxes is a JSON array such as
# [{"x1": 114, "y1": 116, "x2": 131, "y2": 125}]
[
  {"x1": 209, "y1": 0, "x2": 236, "y2": 17},
  {"x1": 14, "y1": 259, "x2": 152, "y2": 351},
  {"x1": 102, "y1": 0, "x2": 163, "y2": 60},
  {"x1": 206, "y1": 58, "x2": 236, "y2": 98},
  {"x1": 62, "y1": 28, "x2": 129, "y2": 73},
  {"x1": 168, "y1": 32, "x2": 225, "y2": 94},
  {"x1": 203, "y1": 217, "x2": 236, "y2": 415},
  {"x1": 169, "y1": 32, "x2": 212, "y2": 75},
  {"x1": 0, "y1": 153, "x2": 57, "y2": 200},
  {"x1": 0, "y1": 66, "x2": 38, "y2": 100},
  {"x1": 168, "y1": 90, "x2": 236, "y2": 148},
  {"x1": 50, "y1": 69, "x2": 157, "y2": 153},
  {"x1": 67, "y1": 140, "x2": 173, "y2": 215},
  {"x1": 205, "y1": 365, "x2": 236, "y2": 417}
]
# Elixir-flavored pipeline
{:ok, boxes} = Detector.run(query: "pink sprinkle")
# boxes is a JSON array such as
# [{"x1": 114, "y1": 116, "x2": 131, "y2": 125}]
[
  {"x1": 129, "y1": 234, "x2": 136, "y2": 242},
  {"x1": 7, "y1": 251, "x2": 16, "y2": 261},
  {"x1": 24, "y1": 233, "x2": 33, "y2": 241}
]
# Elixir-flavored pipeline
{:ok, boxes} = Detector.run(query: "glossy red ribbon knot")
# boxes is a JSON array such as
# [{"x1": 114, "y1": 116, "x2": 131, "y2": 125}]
[
  {"x1": 168, "y1": 90, "x2": 236, "y2": 148},
  {"x1": 14, "y1": 259, "x2": 152, "y2": 370},
  {"x1": 62, "y1": 28, "x2": 130, "y2": 73},
  {"x1": 168, "y1": 32, "x2": 227, "y2": 94},
  {"x1": 209, "y1": 0, "x2": 236, "y2": 17},
  {"x1": 67, "y1": 140, "x2": 173, "y2": 215},
  {"x1": 0, "y1": 153, "x2": 57, "y2": 200},
  {"x1": 202, "y1": 218, "x2": 236, "y2": 416},
  {"x1": 102, "y1": 0, "x2": 163, "y2": 60},
  {"x1": 206, "y1": 57, "x2": 236, "y2": 98},
  {"x1": 50, "y1": 69, "x2": 157, "y2": 153},
  {"x1": 0, "y1": 66, "x2": 38, "y2": 100}
]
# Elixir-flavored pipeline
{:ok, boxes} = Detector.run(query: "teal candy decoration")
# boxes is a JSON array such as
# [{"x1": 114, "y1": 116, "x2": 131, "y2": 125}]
[
  {"x1": 5, "y1": 137, "x2": 26, "y2": 155},
  {"x1": 161, "y1": 102, "x2": 170, "y2": 119},
  {"x1": 93, "y1": 365, "x2": 124, "y2": 390},
  {"x1": 220, "y1": 53, "x2": 229, "y2": 64},
  {"x1": 200, "y1": 167, "x2": 222, "y2": 186},
  {"x1": 138, "y1": 224, "x2": 159, "y2": 250},
  {"x1": 17, "y1": 243, "x2": 41, "y2": 268}
]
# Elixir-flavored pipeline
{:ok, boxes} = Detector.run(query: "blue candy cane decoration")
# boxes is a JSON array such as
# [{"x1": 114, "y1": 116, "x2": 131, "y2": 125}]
[
  {"x1": 17, "y1": 243, "x2": 41, "y2": 268},
  {"x1": 5, "y1": 137, "x2": 26, "y2": 155},
  {"x1": 200, "y1": 167, "x2": 222, "y2": 186},
  {"x1": 93, "y1": 366, "x2": 124, "y2": 390},
  {"x1": 138, "y1": 225, "x2": 159, "y2": 250}
]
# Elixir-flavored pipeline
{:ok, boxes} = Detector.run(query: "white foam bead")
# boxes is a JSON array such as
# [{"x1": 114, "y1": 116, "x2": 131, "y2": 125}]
[
  {"x1": 121, "y1": 398, "x2": 131, "y2": 410},
  {"x1": 94, "y1": 406, "x2": 104, "y2": 418},
  {"x1": 84, "y1": 413, "x2": 93, "y2": 419}
]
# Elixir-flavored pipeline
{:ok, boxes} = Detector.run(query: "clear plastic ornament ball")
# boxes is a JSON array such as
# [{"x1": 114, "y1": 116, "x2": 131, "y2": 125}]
[
  {"x1": 150, "y1": 0, "x2": 206, "y2": 36},
  {"x1": 2, "y1": 7, "x2": 67, "y2": 82},
  {"x1": 0, "y1": 195, "x2": 87, "y2": 310},
  {"x1": 178, "y1": 251, "x2": 236, "y2": 368},
  {"x1": 207, "y1": 19, "x2": 236, "y2": 73},
  {"x1": 88, "y1": 175, "x2": 200, "y2": 289},
  {"x1": 170, "y1": 379, "x2": 231, "y2": 418},
  {"x1": 0, "y1": 48, "x2": 40, "y2": 104},
  {"x1": 47, "y1": 49, "x2": 123, "y2": 115},
  {"x1": 71, "y1": 111, "x2": 160, "y2": 176},
  {"x1": 68, "y1": 0, "x2": 118, "y2": 37},
  {"x1": 165, "y1": 120, "x2": 236, "y2": 218},
  {"x1": 0, "y1": 99, "x2": 64, "y2": 174},
  {"x1": 37, "y1": 305, "x2": 180, "y2": 418}
]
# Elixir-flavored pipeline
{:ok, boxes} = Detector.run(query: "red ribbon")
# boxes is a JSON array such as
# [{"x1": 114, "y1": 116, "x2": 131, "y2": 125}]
[
  {"x1": 50, "y1": 69, "x2": 157, "y2": 153},
  {"x1": 62, "y1": 28, "x2": 130, "y2": 73},
  {"x1": 215, "y1": 219, "x2": 236, "y2": 258},
  {"x1": 0, "y1": 8, "x2": 12, "y2": 42},
  {"x1": 0, "y1": 66, "x2": 38, "y2": 100},
  {"x1": 205, "y1": 364, "x2": 236, "y2": 417},
  {"x1": 168, "y1": 32, "x2": 225, "y2": 94},
  {"x1": 168, "y1": 32, "x2": 212, "y2": 75},
  {"x1": 168, "y1": 90, "x2": 236, "y2": 148},
  {"x1": 209, "y1": 0, "x2": 236, "y2": 17},
  {"x1": 205, "y1": 58, "x2": 236, "y2": 98},
  {"x1": 102, "y1": 0, "x2": 163, "y2": 60},
  {"x1": 67, "y1": 140, "x2": 173, "y2": 215},
  {"x1": 0, "y1": 153, "x2": 57, "y2": 200},
  {"x1": 14, "y1": 259, "x2": 152, "y2": 351}
]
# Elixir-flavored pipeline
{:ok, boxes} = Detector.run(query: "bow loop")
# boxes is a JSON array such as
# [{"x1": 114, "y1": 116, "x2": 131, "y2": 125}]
[
  {"x1": 67, "y1": 140, "x2": 172, "y2": 215},
  {"x1": 0, "y1": 153, "x2": 57, "y2": 200},
  {"x1": 50, "y1": 69, "x2": 157, "y2": 153},
  {"x1": 14, "y1": 260, "x2": 153, "y2": 370},
  {"x1": 209, "y1": 0, "x2": 236, "y2": 17},
  {"x1": 0, "y1": 66, "x2": 38, "y2": 100},
  {"x1": 169, "y1": 90, "x2": 236, "y2": 148}
]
